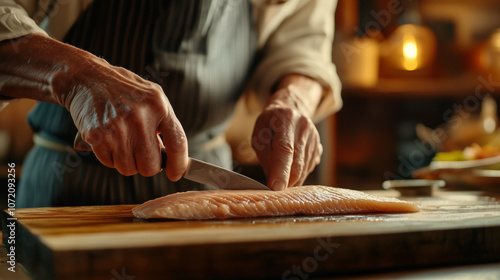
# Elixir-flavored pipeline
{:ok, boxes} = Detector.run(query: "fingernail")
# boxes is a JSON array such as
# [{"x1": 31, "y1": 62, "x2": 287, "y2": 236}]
[{"x1": 271, "y1": 181, "x2": 286, "y2": 191}]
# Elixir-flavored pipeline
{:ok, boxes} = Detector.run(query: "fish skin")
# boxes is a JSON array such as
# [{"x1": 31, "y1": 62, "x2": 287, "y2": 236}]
[{"x1": 132, "y1": 186, "x2": 419, "y2": 220}]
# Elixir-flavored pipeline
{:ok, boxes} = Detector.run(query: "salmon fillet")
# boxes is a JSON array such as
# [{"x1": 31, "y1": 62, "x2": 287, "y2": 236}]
[{"x1": 132, "y1": 186, "x2": 419, "y2": 220}]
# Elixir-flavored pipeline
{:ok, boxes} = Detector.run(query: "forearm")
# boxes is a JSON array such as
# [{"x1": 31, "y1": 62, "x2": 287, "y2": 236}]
[
  {"x1": 271, "y1": 74, "x2": 323, "y2": 119},
  {"x1": 252, "y1": 0, "x2": 340, "y2": 120},
  {"x1": 0, "y1": 33, "x2": 87, "y2": 106},
  {"x1": 1, "y1": 34, "x2": 189, "y2": 179}
]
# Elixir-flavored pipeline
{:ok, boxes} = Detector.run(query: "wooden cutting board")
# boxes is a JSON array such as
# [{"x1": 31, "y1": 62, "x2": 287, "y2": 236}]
[{"x1": 2, "y1": 190, "x2": 500, "y2": 280}]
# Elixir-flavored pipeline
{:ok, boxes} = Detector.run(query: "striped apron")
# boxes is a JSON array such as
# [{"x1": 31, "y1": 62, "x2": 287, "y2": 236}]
[{"x1": 18, "y1": 0, "x2": 257, "y2": 207}]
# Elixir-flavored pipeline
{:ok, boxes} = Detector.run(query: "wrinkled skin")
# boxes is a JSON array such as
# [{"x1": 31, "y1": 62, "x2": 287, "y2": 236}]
[
  {"x1": 252, "y1": 75, "x2": 323, "y2": 190},
  {"x1": 0, "y1": 34, "x2": 188, "y2": 180},
  {"x1": 66, "y1": 59, "x2": 188, "y2": 179},
  {"x1": 1, "y1": 35, "x2": 323, "y2": 189}
]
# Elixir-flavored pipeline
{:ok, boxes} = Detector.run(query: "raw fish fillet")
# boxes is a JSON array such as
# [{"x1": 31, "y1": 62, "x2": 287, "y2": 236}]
[{"x1": 132, "y1": 186, "x2": 419, "y2": 220}]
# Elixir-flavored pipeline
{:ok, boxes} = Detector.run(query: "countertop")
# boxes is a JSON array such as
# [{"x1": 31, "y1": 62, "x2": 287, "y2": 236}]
[
  {"x1": 1, "y1": 190, "x2": 500, "y2": 279},
  {"x1": 1, "y1": 244, "x2": 499, "y2": 280}
]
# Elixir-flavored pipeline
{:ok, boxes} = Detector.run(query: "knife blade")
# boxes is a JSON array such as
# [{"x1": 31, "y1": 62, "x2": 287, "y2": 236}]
[
  {"x1": 74, "y1": 132, "x2": 270, "y2": 190},
  {"x1": 159, "y1": 148, "x2": 270, "y2": 190}
]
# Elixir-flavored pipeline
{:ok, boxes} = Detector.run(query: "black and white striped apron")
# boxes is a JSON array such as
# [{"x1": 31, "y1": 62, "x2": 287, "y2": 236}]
[{"x1": 18, "y1": 0, "x2": 257, "y2": 207}]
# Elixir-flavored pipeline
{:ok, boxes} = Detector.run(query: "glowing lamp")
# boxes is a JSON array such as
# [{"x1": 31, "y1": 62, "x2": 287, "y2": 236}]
[
  {"x1": 381, "y1": 24, "x2": 437, "y2": 71},
  {"x1": 402, "y1": 34, "x2": 418, "y2": 70}
]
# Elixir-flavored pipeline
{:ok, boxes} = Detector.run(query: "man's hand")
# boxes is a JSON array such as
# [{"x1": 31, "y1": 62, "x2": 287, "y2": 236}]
[
  {"x1": 0, "y1": 34, "x2": 188, "y2": 179},
  {"x1": 251, "y1": 74, "x2": 324, "y2": 191},
  {"x1": 67, "y1": 58, "x2": 188, "y2": 179}
]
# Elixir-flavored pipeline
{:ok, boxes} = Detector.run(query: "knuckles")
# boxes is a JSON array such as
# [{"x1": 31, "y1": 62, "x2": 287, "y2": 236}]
[
  {"x1": 71, "y1": 61, "x2": 185, "y2": 178},
  {"x1": 165, "y1": 124, "x2": 188, "y2": 153},
  {"x1": 274, "y1": 140, "x2": 294, "y2": 155},
  {"x1": 84, "y1": 127, "x2": 109, "y2": 147},
  {"x1": 290, "y1": 161, "x2": 305, "y2": 181}
]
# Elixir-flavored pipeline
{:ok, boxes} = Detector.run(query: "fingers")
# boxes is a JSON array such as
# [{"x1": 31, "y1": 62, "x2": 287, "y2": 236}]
[
  {"x1": 133, "y1": 129, "x2": 163, "y2": 178},
  {"x1": 288, "y1": 135, "x2": 305, "y2": 188},
  {"x1": 290, "y1": 118, "x2": 323, "y2": 187},
  {"x1": 158, "y1": 116, "x2": 188, "y2": 181},
  {"x1": 85, "y1": 119, "x2": 180, "y2": 178},
  {"x1": 252, "y1": 109, "x2": 295, "y2": 191},
  {"x1": 292, "y1": 129, "x2": 322, "y2": 187},
  {"x1": 92, "y1": 148, "x2": 114, "y2": 168},
  {"x1": 269, "y1": 132, "x2": 294, "y2": 191},
  {"x1": 112, "y1": 149, "x2": 138, "y2": 176},
  {"x1": 69, "y1": 63, "x2": 189, "y2": 178},
  {"x1": 252, "y1": 107, "x2": 322, "y2": 191}
]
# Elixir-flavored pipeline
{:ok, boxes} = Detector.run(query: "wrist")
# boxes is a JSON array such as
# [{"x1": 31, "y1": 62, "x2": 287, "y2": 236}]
[
  {"x1": 43, "y1": 37, "x2": 92, "y2": 108},
  {"x1": 269, "y1": 74, "x2": 323, "y2": 118}
]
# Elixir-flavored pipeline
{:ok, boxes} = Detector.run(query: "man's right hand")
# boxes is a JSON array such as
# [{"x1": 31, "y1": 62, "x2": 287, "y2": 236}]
[{"x1": 0, "y1": 34, "x2": 188, "y2": 179}]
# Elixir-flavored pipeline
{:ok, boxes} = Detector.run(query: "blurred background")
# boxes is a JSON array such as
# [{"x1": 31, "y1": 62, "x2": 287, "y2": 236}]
[
  {"x1": 330, "y1": 0, "x2": 500, "y2": 190},
  {"x1": 1, "y1": 0, "x2": 500, "y2": 206}
]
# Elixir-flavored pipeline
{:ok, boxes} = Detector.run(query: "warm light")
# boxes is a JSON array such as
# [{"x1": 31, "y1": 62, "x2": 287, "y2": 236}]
[
  {"x1": 402, "y1": 35, "x2": 418, "y2": 71},
  {"x1": 491, "y1": 29, "x2": 500, "y2": 49},
  {"x1": 380, "y1": 24, "x2": 437, "y2": 72},
  {"x1": 483, "y1": 117, "x2": 497, "y2": 133}
]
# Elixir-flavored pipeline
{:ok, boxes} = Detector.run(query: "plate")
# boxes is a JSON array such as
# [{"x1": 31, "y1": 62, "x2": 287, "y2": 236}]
[
  {"x1": 383, "y1": 179, "x2": 446, "y2": 196},
  {"x1": 429, "y1": 156, "x2": 500, "y2": 170},
  {"x1": 436, "y1": 169, "x2": 500, "y2": 193}
]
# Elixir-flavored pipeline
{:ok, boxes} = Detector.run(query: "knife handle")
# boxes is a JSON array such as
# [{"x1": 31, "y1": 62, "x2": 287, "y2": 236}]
[
  {"x1": 160, "y1": 148, "x2": 167, "y2": 170},
  {"x1": 73, "y1": 132, "x2": 93, "y2": 151}
]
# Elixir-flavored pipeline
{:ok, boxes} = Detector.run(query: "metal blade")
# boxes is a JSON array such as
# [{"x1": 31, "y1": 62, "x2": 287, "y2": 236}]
[
  {"x1": 74, "y1": 133, "x2": 267, "y2": 190},
  {"x1": 184, "y1": 158, "x2": 271, "y2": 190}
]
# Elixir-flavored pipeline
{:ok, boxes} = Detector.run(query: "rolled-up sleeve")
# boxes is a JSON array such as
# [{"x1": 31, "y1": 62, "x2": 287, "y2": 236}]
[
  {"x1": 251, "y1": 0, "x2": 342, "y2": 121},
  {"x1": 0, "y1": 0, "x2": 47, "y2": 42}
]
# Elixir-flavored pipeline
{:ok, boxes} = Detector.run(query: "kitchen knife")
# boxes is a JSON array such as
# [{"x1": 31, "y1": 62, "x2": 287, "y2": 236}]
[
  {"x1": 159, "y1": 149, "x2": 270, "y2": 190},
  {"x1": 74, "y1": 132, "x2": 270, "y2": 190}
]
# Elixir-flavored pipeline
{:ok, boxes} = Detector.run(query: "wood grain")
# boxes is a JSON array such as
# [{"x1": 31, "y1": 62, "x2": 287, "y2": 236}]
[{"x1": 2, "y1": 191, "x2": 500, "y2": 280}]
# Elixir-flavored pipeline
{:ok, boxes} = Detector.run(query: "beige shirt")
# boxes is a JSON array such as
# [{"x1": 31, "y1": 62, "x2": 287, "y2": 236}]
[{"x1": 0, "y1": 0, "x2": 342, "y2": 120}]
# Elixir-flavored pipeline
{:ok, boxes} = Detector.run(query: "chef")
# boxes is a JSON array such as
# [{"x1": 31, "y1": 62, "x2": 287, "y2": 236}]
[{"x1": 0, "y1": 0, "x2": 342, "y2": 207}]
